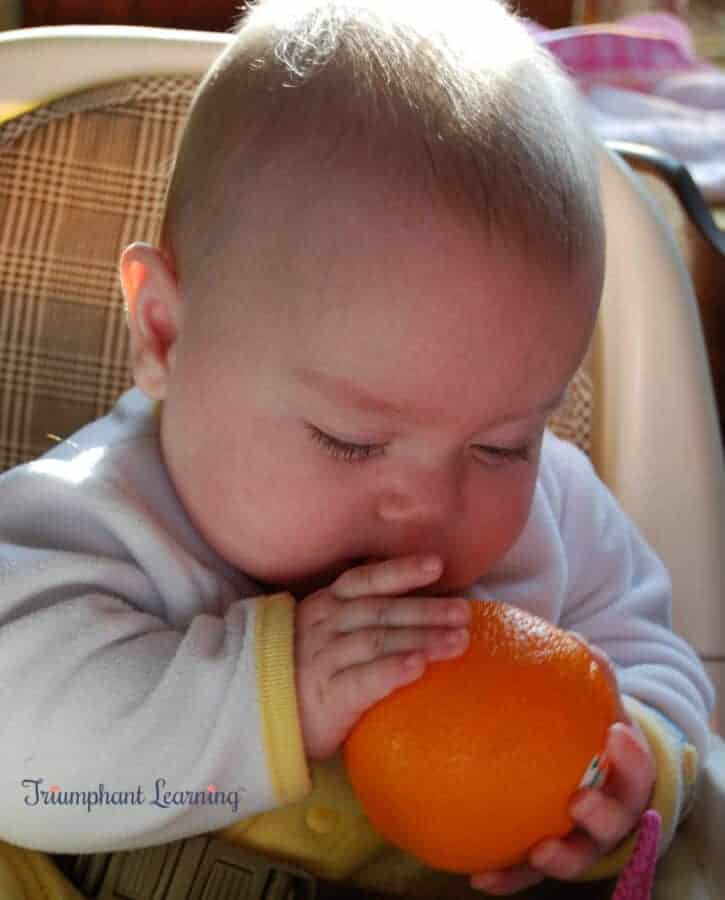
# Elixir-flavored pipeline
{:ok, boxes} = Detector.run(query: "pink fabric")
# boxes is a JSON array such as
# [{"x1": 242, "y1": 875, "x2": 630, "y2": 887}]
[
  {"x1": 535, "y1": 21, "x2": 697, "y2": 92},
  {"x1": 524, "y1": 13, "x2": 725, "y2": 201},
  {"x1": 525, "y1": 12, "x2": 711, "y2": 91},
  {"x1": 611, "y1": 809, "x2": 662, "y2": 900}
]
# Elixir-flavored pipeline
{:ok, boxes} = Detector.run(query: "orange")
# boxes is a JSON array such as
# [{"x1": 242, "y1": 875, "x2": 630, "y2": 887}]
[{"x1": 343, "y1": 599, "x2": 618, "y2": 874}]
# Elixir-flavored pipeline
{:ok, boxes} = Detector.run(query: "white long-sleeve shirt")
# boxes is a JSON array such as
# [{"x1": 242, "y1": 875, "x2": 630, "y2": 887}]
[{"x1": 0, "y1": 387, "x2": 714, "y2": 883}]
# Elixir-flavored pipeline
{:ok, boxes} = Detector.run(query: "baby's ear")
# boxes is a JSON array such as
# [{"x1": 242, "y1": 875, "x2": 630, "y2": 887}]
[{"x1": 119, "y1": 242, "x2": 182, "y2": 400}]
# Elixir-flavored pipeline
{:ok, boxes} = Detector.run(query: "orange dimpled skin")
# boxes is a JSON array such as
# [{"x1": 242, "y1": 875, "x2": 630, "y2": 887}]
[{"x1": 343, "y1": 599, "x2": 618, "y2": 874}]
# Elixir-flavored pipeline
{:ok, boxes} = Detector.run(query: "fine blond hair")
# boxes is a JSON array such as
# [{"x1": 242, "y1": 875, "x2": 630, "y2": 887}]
[{"x1": 161, "y1": 0, "x2": 604, "y2": 295}]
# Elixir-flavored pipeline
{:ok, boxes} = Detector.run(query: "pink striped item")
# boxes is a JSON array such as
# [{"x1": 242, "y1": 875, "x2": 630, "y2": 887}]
[{"x1": 611, "y1": 809, "x2": 662, "y2": 900}]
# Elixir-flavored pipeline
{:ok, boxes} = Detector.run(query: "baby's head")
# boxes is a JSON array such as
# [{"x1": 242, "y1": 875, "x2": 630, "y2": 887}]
[{"x1": 120, "y1": 0, "x2": 605, "y2": 599}]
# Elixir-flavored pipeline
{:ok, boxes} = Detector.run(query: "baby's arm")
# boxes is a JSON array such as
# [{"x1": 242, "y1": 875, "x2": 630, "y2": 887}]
[
  {"x1": 469, "y1": 436, "x2": 714, "y2": 895},
  {"x1": 0, "y1": 453, "x2": 310, "y2": 853},
  {"x1": 552, "y1": 436, "x2": 714, "y2": 870}
]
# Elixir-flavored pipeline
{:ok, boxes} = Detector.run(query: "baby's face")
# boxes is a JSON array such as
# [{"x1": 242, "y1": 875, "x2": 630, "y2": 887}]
[{"x1": 143, "y1": 172, "x2": 600, "y2": 600}]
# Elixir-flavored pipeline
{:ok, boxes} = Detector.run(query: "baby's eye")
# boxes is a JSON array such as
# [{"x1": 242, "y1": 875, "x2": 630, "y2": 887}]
[
  {"x1": 306, "y1": 425, "x2": 384, "y2": 462},
  {"x1": 306, "y1": 424, "x2": 533, "y2": 466},
  {"x1": 473, "y1": 443, "x2": 533, "y2": 464}
]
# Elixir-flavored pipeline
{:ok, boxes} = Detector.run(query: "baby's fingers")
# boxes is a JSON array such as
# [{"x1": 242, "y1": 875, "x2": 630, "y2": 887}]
[
  {"x1": 330, "y1": 651, "x2": 430, "y2": 735},
  {"x1": 300, "y1": 649, "x2": 431, "y2": 760},
  {"x1": 569, "y1": 785, "x2": 639, "y2": 848},
  {"x1": 528, "y1": 830, "x2": 602, "y2": 880},
  {"x1": 470, "y1": 865, "x2": 545, "y2": 895},
  {"x1": 563, "y1": 723, "x2": 656, "y2": 860},
  {"x1": 333, "y1": 554, "x2": 443, "y2": 600},
  {"x1": 474, "y1": 828, "x2": 622, "y2": 894},
  {"x1": 600, "y1": 721, "x2": 656, "y2": 817},
  {"x1": 323, "y1": 625, "x2": 470, "y2": 671},
  {"x1": 331, "y1": 618, "x2": 470, "y2": 729}
]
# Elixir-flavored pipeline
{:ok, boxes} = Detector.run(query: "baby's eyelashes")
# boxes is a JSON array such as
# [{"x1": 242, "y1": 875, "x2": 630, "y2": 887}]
[{"x1": 306, "y1": 422, "x2": 540, "y2": 467}]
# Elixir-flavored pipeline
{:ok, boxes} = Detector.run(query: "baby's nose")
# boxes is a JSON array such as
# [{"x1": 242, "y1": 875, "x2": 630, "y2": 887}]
[{"x1": 375, "y1": 464, "x2": 461, "y2": 525}]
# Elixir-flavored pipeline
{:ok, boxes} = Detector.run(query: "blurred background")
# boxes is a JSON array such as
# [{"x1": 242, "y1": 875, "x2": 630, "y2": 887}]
[{"x1": 0, "y1": 1, "x2": 719, "y2": 64}]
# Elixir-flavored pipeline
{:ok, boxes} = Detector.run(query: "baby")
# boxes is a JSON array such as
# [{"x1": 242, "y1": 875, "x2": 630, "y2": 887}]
[{"x1": 0, "y1": 0, "x2": 715, "y2": 897}]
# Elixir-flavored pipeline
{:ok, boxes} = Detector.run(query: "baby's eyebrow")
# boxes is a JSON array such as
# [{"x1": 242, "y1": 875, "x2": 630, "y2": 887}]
[{"x1": 292, "y1": 365, "x2": 566, "y2": 428}]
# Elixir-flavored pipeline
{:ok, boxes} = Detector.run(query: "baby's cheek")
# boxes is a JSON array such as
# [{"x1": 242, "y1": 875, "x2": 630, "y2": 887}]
[
  {"x1": 453, "y1": 475, "x2": 535, "y2": 583},
  {"x1": 218, "y1": 478, "x2": 356, "y2": 585},
  {"x1": 484, "y1": 466, "x2": 537, "y2": 547}
]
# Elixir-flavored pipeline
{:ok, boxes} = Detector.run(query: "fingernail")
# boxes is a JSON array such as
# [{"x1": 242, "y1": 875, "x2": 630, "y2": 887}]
[
  {"x1": 608, "y1": 723, "x2": 630, "y2": 754},
  {"x1": 421, "y1": 556, "x2": 441, "y2": 573}
]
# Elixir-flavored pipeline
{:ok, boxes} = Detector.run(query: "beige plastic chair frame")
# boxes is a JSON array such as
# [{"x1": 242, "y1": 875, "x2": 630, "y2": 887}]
[{"x1": 0, "y1": 23, "x2": 724, "y2": 900}]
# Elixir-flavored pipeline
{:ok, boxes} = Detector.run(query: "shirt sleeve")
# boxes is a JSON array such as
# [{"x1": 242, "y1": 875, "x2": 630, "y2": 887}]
[
  {"x1": 551, "y1": 435, "x2": 715, "y2": 869},
  {"x1": 0, "y1": 451, "x2": 311, "y2": 853}
]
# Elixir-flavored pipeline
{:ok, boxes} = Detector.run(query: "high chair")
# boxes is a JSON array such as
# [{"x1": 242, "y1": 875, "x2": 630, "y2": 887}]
[{"x1": 0, "y1": 23, "x2": 723, "y2": 900}]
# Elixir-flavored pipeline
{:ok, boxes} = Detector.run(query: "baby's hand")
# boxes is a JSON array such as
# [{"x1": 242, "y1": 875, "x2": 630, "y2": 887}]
[
  {"x1": 294, "y1": 555, "x2": 471, "y2": 761},
  {"x1": 470, "y1": 643, "x2": 657, "y2": 896}
]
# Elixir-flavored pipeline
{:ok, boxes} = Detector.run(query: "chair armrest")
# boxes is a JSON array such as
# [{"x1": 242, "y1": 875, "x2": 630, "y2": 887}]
[{"x1": 606, "y1": 140, "x2": 725, "y2": 257}]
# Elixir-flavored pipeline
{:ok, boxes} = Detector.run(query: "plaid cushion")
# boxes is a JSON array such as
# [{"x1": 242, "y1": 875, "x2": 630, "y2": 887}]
[
  {"x1": 0, "y1": 76, "x2": 196, "y2": 471},
  {"x1": 0, "y1": 75, "x2": 595, "y2": 473}
]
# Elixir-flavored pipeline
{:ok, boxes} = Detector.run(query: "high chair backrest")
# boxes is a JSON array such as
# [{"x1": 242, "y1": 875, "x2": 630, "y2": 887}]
[
  {"x1": 0, "y1": 25, "x2": 723, "y2": 730},
  {"x1": 592, "y1": 148, "x2": 725, "y2": 729}
]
